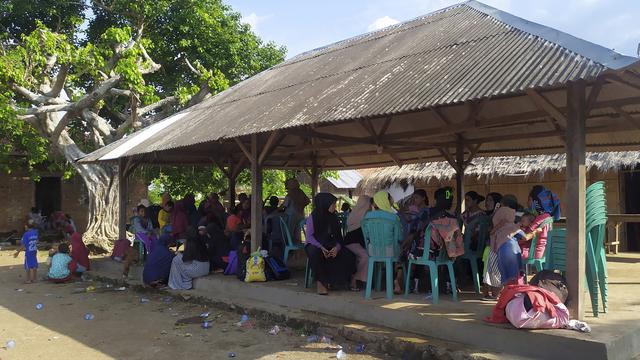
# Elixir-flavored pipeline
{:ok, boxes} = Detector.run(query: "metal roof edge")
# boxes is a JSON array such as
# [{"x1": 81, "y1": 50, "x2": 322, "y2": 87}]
[{"x1": 465, "y1": 0, "x2": 639, "y2": 70}]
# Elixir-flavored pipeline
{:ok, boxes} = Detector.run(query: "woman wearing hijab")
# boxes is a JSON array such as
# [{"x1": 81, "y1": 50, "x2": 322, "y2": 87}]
[
  {"x1": 364, "y1": 191, "x2": 405, "y2": 294},
  {"x1": 70, "y1": 232, "x2": 90, "y2": 273},
  {"x1": 344, "y1": 195, "x2": 373, "y2": 290},
  {"x1": 520, "y1": 185, "x2": 558, "y2": 260},
  {"x1": 143, "y1": 234, "x2": 175, "y2": 288},
  {"x1": 484, "y1": 195, "x2": 521, "y2": 299},
  {"x1": 170, "y1": 201, "x2": 189, "y2": 241},
  {"x1": 168, "y1": 235, "x2": 210, "y2": 290},
  {"x1": 305, "y1": 193, "x2": 356, "y2": 295}
]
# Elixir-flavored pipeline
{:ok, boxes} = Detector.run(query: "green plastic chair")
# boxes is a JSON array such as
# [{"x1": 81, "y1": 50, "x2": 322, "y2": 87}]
[
  {"x1": 545, "y1": 228, "x2": 566, "y2": 272},
  {"x1": 525, "y1": 216, "x2": 555, "y2": 277},
  {"x1": 362, "y1": 216, "x2": 404, "y2": 300},
  {"x1": 300, "y1": 218, "x2": 313, "y2": 289},
  {"x1": 279, "y1": 217, "x2": 305, "y2": 265},
  {"x1": 404, "y1": 225, "x2": 458, "y2": 304},
  {"x1": 587, "y1": 212, "x2": 608, "y2": 314},
  {"x1": 457, "y1": 216, "x2": 490, "y2": 294}
]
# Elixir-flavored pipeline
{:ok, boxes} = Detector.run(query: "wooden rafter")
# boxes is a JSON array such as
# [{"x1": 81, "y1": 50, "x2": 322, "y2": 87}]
[
  {"x1": 586, "y1": 77, "x2": 605, "y2": 114},
  {"x1": 258, "y1": 130, "x2": 281, "y2": 165},
  {"x1": 526, "y1": 89, "x2": 568, "y2": 128},
  {"x1": 614, "y1": 107, "x2": 640, "y2": 129},
  {"x1": 234, "y1": 138, "x2": 252, "y2": 162}
]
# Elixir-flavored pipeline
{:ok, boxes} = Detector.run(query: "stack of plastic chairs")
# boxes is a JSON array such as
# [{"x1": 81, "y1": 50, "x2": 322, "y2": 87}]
[
  {"x1": 545, "y1": 181, "x2": 608, "y2": 317},
  {"x1": 586, "y1": 181, "x2": 608, "y2": 316}
]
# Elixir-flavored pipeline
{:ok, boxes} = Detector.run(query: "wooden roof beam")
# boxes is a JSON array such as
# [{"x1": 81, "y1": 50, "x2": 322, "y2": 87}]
[
  {"x1": 614, "y1": 107, "x2": 640, "y2": 129},
  {"x1": 234, "y1": 138, "x2": 252, "y2": 162},
  {"x1": 258, "y1": 130, "x2": 282, "y2": 165},
  {"x1": 526, "y1": 89, "x2": 568, "y2": 129}
]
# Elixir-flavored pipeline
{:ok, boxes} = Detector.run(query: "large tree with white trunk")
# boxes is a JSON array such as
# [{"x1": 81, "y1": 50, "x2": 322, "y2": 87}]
[{"x1": 0, "y1": 0, "x2": 286, "y2": 250}]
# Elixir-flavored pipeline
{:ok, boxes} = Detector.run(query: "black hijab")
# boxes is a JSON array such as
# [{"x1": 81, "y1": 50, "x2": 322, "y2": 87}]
[
  {"x1": 182, "y1": 236, "x2": 209, "y2": 263},
  {"x1": 311, "y1": 193, "x2": 342, "y2": 248}
]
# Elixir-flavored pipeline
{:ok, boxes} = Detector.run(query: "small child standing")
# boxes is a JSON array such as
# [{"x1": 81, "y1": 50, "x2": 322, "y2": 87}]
[
  {"x1": 14, "y1": 220, "x2": 39, "y2": 283},
  {"x1": 48, "y1": 243, "x2": 75, "y2": 283}
]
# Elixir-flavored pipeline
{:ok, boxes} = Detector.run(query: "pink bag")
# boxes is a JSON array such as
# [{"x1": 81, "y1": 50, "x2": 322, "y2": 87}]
[
  {"x1": 505, "y1": 294, "x2": 569, "y2": 329},
  {"x1": 111, "y1": 239, "x2": 130, "y2": 262}
]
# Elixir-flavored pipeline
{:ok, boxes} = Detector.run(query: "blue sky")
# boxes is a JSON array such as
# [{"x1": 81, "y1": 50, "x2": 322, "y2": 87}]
[{"x1": 225, "y1": 0, "x2": 640, "y2": 59}]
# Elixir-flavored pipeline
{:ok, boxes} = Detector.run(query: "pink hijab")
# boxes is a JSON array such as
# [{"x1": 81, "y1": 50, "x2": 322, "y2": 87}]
[
  {"x1": 70, "y1": 232, "x2": 90, "y2": 270},
  {"x1": 489, "y1": 206, "x2": 520, "y2": 252}
]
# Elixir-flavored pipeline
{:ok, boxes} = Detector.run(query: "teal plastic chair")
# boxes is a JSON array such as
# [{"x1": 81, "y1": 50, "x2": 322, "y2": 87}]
[
  {"x1": 457, "y1": 216, "x2": 490, "y2": 294},
  {"x1": 279, "y1": 217, "x2": 305, "y2": 265},
  {"x1": 545, "y1": 228, "x2": 566, "y2": 272},
  {"x1": 361, "y1": 217, "x2": 404, "y2": 300},
  {"x1": 300, "y1": 218, "x2": 313, "y2": 289},
  {"x1": 404, "y1": 225, "x2": 458, "y2": 304},
  {"x1": 587, "y1": 212, "x2": 608, "y2": 314},
  {"x1": 525, "y1": 216, "x2": 555, "y2": 277}
]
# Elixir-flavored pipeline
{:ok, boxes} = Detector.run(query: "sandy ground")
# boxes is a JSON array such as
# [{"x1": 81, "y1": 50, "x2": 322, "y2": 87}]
[{"x1": 0, "y1": 248, "x2": 388, "y2": 360}]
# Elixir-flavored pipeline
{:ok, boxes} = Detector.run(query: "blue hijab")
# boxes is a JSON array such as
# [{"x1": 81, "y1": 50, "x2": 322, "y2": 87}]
[{"x1": 143, "y1": 234, "x2": 174, "y2": 284}]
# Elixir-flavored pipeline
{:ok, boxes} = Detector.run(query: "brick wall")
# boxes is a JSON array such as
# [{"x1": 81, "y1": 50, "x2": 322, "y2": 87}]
[{"x1": 0, "y1": 172, "x2": 148, "y2": 234}]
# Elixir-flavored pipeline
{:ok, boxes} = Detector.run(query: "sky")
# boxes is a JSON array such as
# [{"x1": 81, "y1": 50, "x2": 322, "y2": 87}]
[{"x1": 225, "y1": 0, "x2": 640, "y2": 59}]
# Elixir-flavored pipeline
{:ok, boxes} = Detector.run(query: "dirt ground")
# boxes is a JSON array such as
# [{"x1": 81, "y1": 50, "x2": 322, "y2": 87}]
[{"x1": 0, "y1": 248, "x2": 388, "y2": 360}]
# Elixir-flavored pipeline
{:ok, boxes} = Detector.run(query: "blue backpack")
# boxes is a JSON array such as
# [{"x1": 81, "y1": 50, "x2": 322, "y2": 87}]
[{"x1": 264, "y1": 256, "x2": 290, "y2": 281}]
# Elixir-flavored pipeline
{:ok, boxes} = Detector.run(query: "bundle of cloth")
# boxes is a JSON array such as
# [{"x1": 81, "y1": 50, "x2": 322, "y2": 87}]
[{"x1": 484, "y1": 270, "x2": 589, "y2": 332}]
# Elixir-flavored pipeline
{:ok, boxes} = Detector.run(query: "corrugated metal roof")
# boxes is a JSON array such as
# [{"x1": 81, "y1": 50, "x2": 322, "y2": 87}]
[
  {"x1": 80, "y1": 0, "x2": 639, "y2": 163},
  {"x1": 327, "y1": 170, "x2": 363, "y2": 189}
]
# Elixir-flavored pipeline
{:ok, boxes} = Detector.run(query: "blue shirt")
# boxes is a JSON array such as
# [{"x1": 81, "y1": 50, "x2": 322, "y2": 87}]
[
  {"x1": 21, "y1": 229, "x2": 38, "y2": 253},
  {"x1": 48, "y1": 253, "x2": 72, "y2": 279}
]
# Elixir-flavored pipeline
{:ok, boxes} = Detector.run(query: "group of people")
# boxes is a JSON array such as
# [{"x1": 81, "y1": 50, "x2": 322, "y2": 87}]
[
  {"x1": 303, "y1": 185, "x2": 560, "y2": 298},
  {"x1": 15, "y1": 219, "x2": 90, "y2": 284},
  {"x1": 124, "y1": 179, "x2": 311, "y2": 291},
  {"x1": 116, "y1": 175, "x2": 559, "y2": 301}
]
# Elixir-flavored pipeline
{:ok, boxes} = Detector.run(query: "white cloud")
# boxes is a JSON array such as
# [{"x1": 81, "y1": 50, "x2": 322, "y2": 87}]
[
  {"x1": 367, "y1": 16, "x2": 400, "y2": 31},
  {"x1": 242, "y1": 12, "x2": 269, "y2": 30}
]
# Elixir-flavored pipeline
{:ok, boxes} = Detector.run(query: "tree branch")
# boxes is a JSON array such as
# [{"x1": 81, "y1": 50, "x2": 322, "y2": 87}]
[
  {"x1": 109, "y1": 88, "x2": 132, "y2": 97},
  {"x1": 47, "y1": 65, "x2": 69, "y2": 98},
  {"x1": 82, "y1": 108, "x2": 115, "y2": 141},
  {"x1": 137, "y1": 96, "x2": 178, "y2": 117},
  {"x1": 184, "y1": 57, "x2": 204, "y2": 77},
  {"x1": 11, "y1": 83, "x2": 66, "y2": 105},
  {"x1": 138, "y1": 43, "x2": 161, "y2": 74}
]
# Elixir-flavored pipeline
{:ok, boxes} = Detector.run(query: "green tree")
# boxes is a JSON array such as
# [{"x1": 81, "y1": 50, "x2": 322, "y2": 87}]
[{"x1": 0, "y1": 0, "x2": 285, "y2": 249}]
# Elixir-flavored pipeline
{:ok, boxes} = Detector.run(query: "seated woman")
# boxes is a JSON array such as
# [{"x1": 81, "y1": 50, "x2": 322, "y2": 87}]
[
  {"x1": 70, "y1": 232, "x2": 90, "y2": 274},
  {"x1": 519, "y1": 185, "x2": 559, "y2": 260},
  {"x1": 462, "y1": 191, "x2": 486, "y2": 227},
  {"x1": 365, "y1": 191, "x2": 404, "y2": 294},
  {"x1": 48, "y1": 243, "x2": 75, "y2": 283},
  {"x1": 168, "y1": 235, "x2": 210, "y2": 290},
  {"x1": 484, "y1": 192, "x2": 503, "y2": 217},
  {"x1": 305, "y1": 193, "x2": 356, "y2": 295},
  {"x1": 225, "y1": 205, "x2": 248, "y2": 249},
  {"x1": 143, "y1": 234, "x2": 175, "y2": 288},
  {"x1": 485, "y1": 195, "x2": 522, "y2": 297},
  {"x1": 170, "y1": 201, "x2": 189, "y2": 243},
  {"x1": 343, "y1": 195, "x2": 373, "y2": 291}
]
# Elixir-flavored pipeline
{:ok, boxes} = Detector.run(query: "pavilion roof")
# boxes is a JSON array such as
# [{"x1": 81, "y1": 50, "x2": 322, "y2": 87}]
[{"x1": 80, "y1": 0, "x2": 640, "y2": 168}]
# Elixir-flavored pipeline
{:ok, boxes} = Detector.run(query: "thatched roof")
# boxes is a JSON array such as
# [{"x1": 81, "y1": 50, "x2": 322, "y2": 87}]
[{"x1": 359, "y1": 151, "x2": 640, "y2": 190}]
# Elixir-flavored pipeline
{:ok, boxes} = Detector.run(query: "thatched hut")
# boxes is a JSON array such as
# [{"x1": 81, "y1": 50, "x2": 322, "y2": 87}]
[{"x1": 358, "y1": 151, "x2": 640, "y2": 251}]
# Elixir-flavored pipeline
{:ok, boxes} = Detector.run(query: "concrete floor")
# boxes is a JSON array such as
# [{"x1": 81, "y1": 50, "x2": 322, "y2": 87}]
[{"x1": 94, "y1": 252, "x2": 640, "y2": 360}]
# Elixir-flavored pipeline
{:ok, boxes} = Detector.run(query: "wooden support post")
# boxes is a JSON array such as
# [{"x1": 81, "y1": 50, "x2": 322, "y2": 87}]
[
  {"x1": 118, "y1": 158, "x2": 129, "y2": 240},
  {"x1": 310, "y1": 157, "x2": 319, "y2": 198},
  {"x1": 228, "y1": 174, "x2": 237, "y2": 210},
  {"x1": 455, "y1": 141, "x2": 465, "y2": 216},
  {"x1": 566, "y1": 80, "x2": 587, "y2": 320},
  {"x1": 250, "y1": 134, "x2": 263, "y2": 252}
]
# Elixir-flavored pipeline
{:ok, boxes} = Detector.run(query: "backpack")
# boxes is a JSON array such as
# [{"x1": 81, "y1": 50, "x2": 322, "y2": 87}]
[
  {"x1": 244, "y1": 255, "x2": 266, "y2": 282},
  {"x1": 264, "y1": 256, "x2": 290, "y2": 281},
  {"x1": 530, "y1": 270, "x2": 569, "y2": 305}
]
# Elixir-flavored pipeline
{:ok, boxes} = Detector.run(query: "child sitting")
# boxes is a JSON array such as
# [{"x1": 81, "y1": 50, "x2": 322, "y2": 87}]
[
  {"x1": 48, "y1": 243, "x2": 76, "y2": 283},
  {"x1": 14, "y1": 220, "x2": 39, "y2": 284}
]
